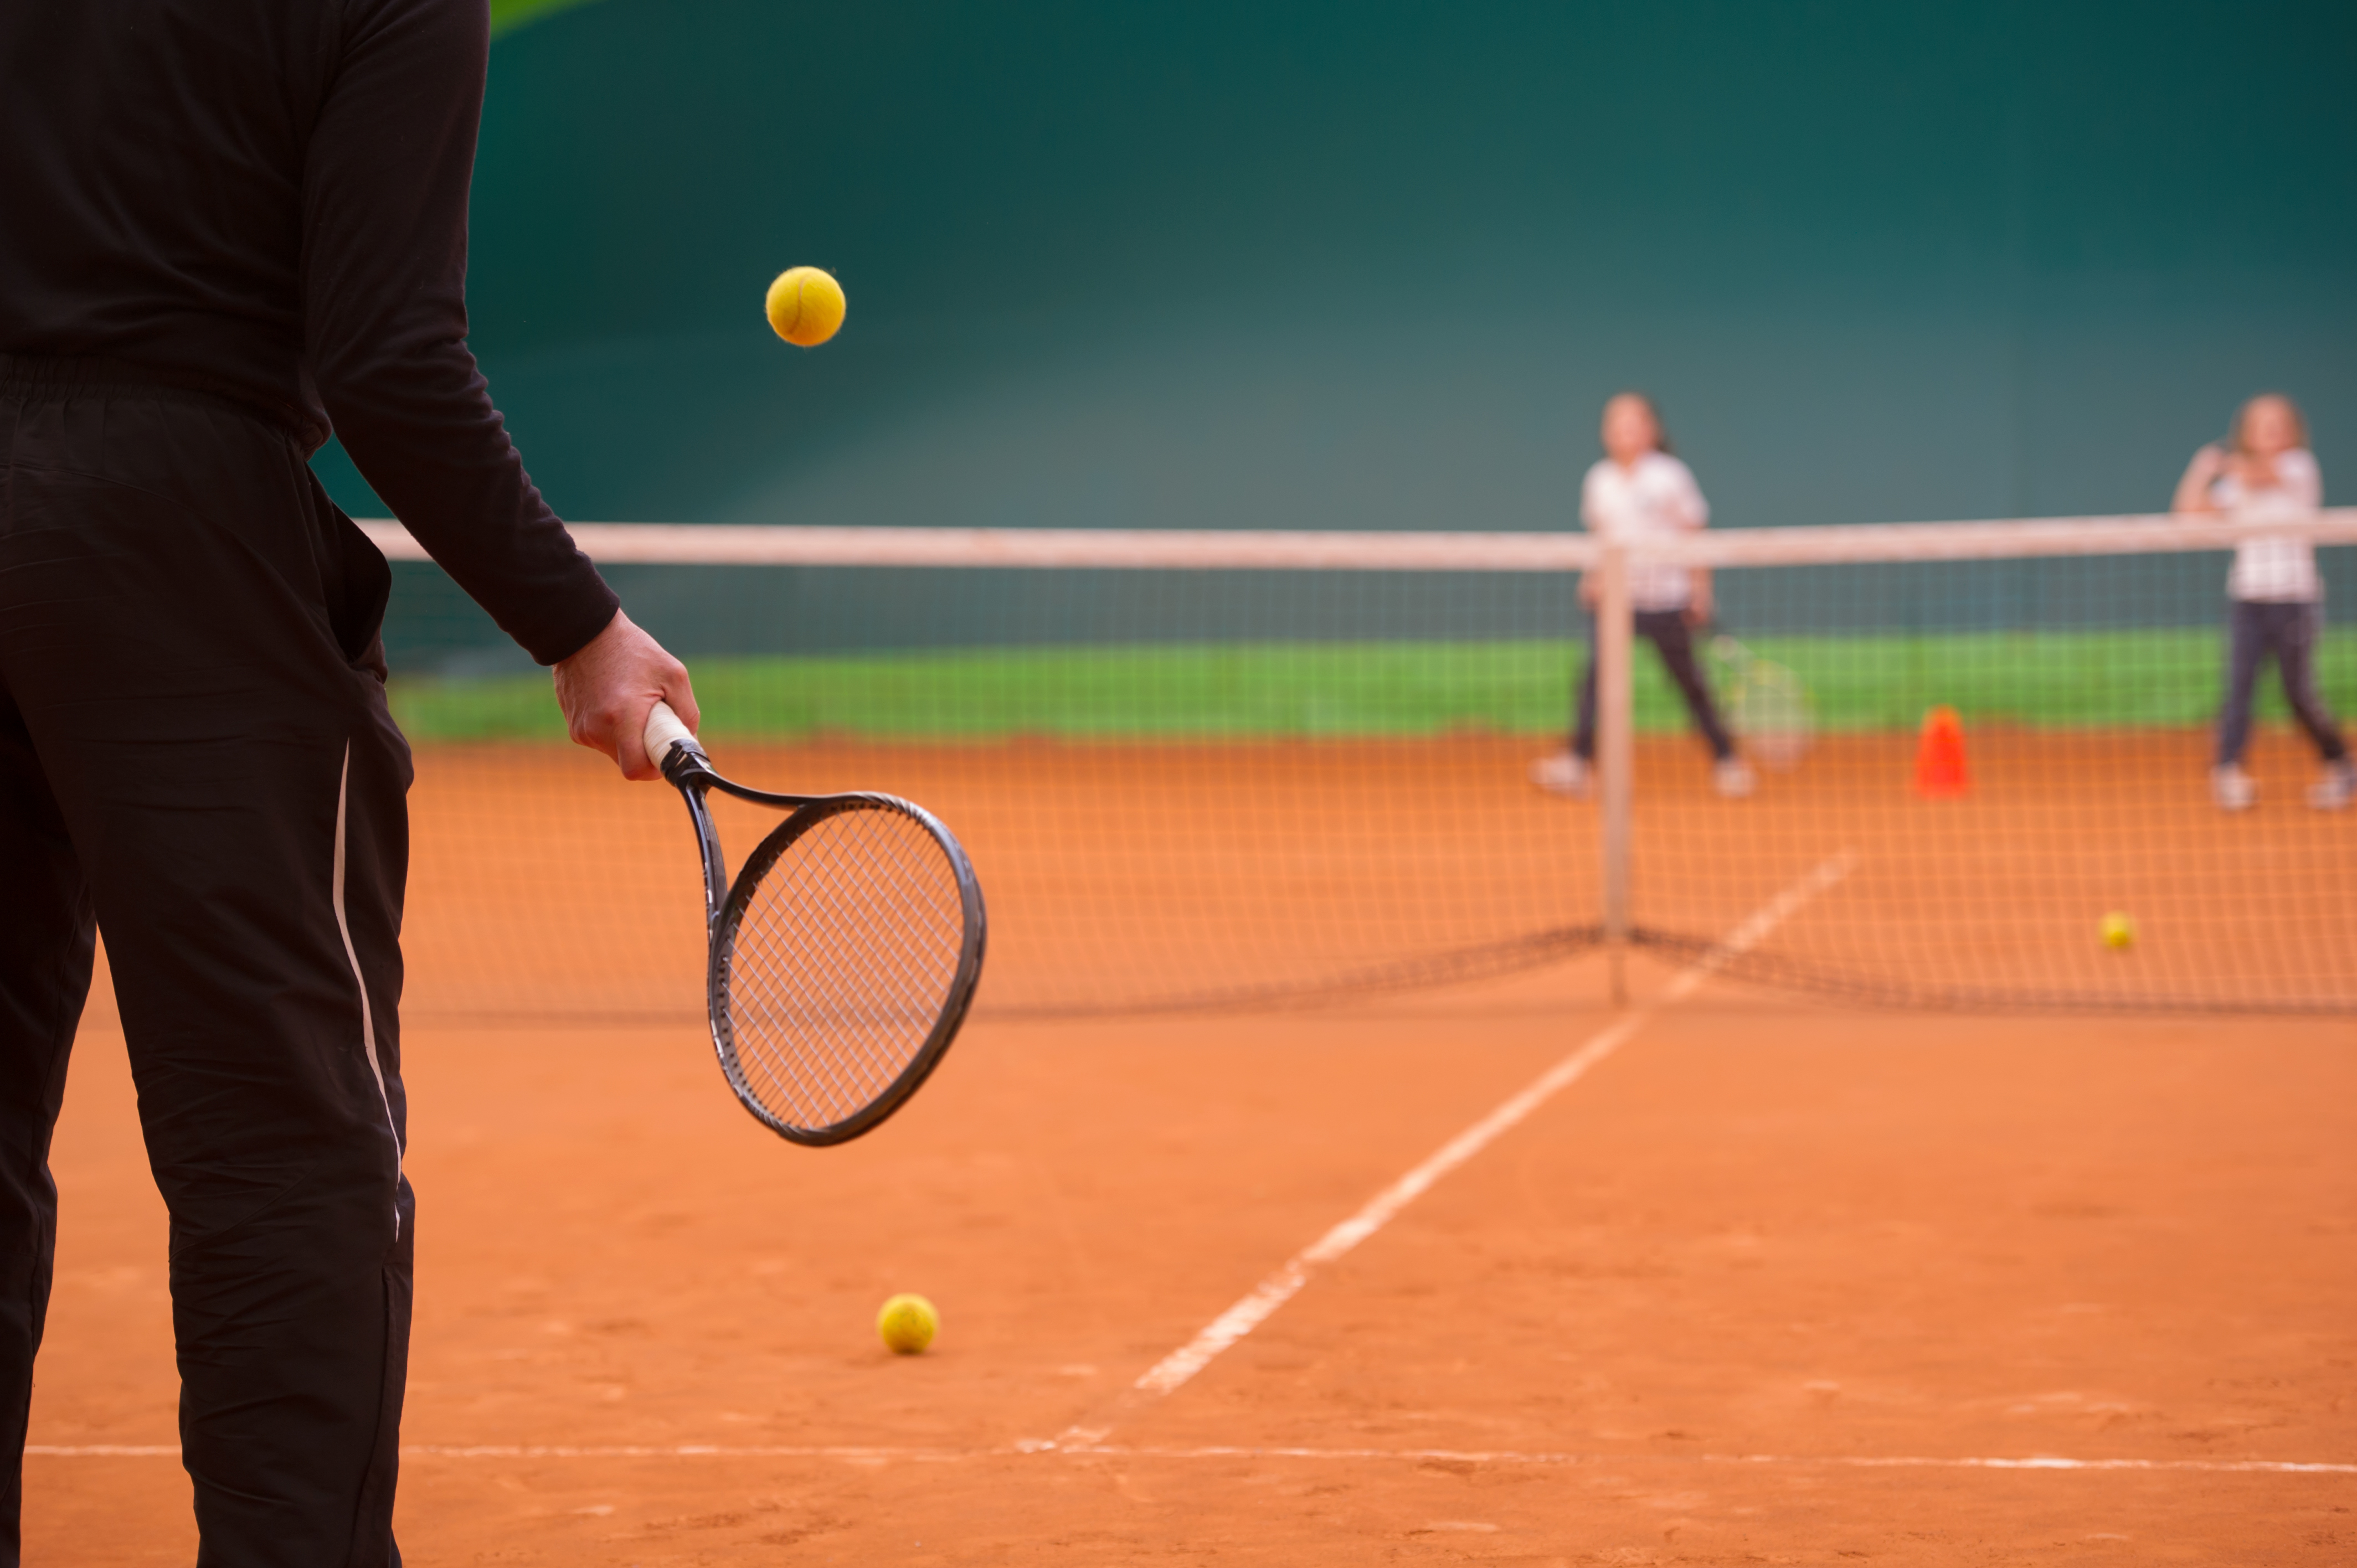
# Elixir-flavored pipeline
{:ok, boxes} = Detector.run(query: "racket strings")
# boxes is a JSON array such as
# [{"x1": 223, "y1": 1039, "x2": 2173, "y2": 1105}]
[
  {"x1": 735, "y1": 869, "x2": 943, "y2": 1106},
  {"x1": 721, "y1": 807, "x2": 967, "y2": 1132},
  {"x1": 730, "y1": 856, "x2": 952, "y2": 1121},
  {"x1": 1730, "y1": 668, "x2": 1812, "y2": 770},
  {"x1": 1715, "y1": 637, "x2": 1814, "y2": 772}
]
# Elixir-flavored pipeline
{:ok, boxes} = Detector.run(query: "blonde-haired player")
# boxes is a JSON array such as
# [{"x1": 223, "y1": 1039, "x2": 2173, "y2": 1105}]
[
  {"x1": 2173, "y1": 392, "x2": 2353, "y2": 811},
  {"x1": 1532, "y1": 393, "x2": 1754, "y2": 800}
]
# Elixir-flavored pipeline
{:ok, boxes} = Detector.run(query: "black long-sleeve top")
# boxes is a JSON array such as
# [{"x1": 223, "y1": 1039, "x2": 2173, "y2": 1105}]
[{"x1": 0, "y1": 0, "x2": 617, "y2": 666}]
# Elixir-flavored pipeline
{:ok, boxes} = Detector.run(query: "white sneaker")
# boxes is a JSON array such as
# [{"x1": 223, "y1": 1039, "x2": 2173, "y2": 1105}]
[
  {"x1": 2211, "y1": 765, "x2": 2256, "y2": 812},
  {"x1": 1529, "y1": 751, "x2": 1591, "y2": 797},
  {"x1": 1713, "y1": 759, "x2": 1756, "y2": 800},
  {"x1": 2308, "y1": 761, "x2": 2356, "y2": 811}
]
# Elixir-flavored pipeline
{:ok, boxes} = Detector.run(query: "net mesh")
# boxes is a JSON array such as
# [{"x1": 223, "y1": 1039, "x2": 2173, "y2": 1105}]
[
  {"x1": 379, "y1": 517, "x2": 2357, "y2": 1019},
  {"x1": 717, "y1": 802, "x2": 969, "y2": 1135},
  {"x1": 1632, "y1": 548, "x2": 2356, "y2": 1009}
]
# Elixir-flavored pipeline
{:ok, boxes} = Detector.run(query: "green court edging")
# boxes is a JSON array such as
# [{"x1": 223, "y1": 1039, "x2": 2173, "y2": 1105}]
[
  {"x1": 489, "y1": 0, "x2": 604, "y2": 39},
  {"x1": 387, "y1": 629, "x2": 2357, "y2": 743}
]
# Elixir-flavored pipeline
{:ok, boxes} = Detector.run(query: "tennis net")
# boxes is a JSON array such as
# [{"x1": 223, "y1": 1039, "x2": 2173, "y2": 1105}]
[{"x1": 369, "y1": 512, "x2": 2357, "y2": 1019}]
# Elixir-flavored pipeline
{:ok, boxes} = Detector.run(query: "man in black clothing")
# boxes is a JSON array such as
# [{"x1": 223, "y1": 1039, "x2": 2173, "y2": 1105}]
[{"x1": 0, "y1": 2, "x2": 698, "y2": 1561}]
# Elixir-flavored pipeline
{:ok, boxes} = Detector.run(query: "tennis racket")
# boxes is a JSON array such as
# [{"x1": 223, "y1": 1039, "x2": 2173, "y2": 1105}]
[
  {"x1": 642, "y1": 701, "x2": 986, "y2": 1146},
  {"x1": 1708, "y1": 630, "x2": 1814, "y2": 771}
]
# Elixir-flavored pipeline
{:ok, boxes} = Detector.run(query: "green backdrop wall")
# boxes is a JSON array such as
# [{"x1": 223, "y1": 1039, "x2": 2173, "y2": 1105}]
[{"x1": 328, "y1": 0, "x2": 2357, "y2": 670}]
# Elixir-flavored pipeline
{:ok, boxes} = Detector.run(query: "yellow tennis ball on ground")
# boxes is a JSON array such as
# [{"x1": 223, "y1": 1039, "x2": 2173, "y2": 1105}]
[
  {"x1": 766, "y1": 265, "x2": 846, "y2": 347},
  {"x1": 2099, "y1": 912, "x2": 2136, "y2": 951},
  {"x1": 876, "y1": 1293, "x2": 938, "y2": 1355}
]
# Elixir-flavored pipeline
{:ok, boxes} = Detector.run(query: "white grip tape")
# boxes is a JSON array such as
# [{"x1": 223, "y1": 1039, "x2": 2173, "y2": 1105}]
[{"x1": 643, "y1": 700, "x2": 698, "y2": 771}]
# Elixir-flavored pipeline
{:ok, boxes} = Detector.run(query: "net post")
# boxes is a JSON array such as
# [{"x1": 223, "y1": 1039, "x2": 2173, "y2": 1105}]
[{"x1": 1597, "y1": 541, "x2": 1634, "y2": 1007}]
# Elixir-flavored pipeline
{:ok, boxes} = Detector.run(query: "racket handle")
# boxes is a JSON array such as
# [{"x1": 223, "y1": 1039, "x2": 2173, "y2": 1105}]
[{"x1": 643, "y1": 699, "x2": 704, "y2": 773}]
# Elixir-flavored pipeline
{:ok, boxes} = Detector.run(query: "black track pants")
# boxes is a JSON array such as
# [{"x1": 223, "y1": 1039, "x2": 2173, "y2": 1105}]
[
  {"x1": 1571, "y1": 608, "x2": 1736, "y2": 763},
  {"x1": 0, "y1": 368, "x2": 412, "y2": 1567},
  {"x1": 2214, "y1": 599, "x2": 2349, "y2": 768}
]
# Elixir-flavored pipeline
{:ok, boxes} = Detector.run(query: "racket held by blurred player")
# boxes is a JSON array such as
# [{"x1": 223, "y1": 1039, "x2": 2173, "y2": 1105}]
[
  {"x1": 1708, "y1": 629, "x2": 1815, "y2": 771},
  {"x1": 642, "y1": 702, "x2": 986, "y2": 1146}
]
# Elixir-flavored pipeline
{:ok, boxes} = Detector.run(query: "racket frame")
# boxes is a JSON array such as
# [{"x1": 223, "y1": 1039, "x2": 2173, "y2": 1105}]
[
  {"x1": 654, "y1": 731, "x2": 987, "y2": 1146},
  {"x1": 1707, "y1": 627, "x2": 1815, "y2": 771}
]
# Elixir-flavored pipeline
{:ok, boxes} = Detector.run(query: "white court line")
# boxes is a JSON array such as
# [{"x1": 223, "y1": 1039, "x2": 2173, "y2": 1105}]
[
  {"x1": 1061, "y1": 1443, "x2": 2357, "y2": 1476},
  {"x1": 28, "y1": 850, "x2": 2345, "y2": 1486},
  {"x1": 27, "y1": 1441, "x2": 2352, "y2": 1476},
  {"x1": 1063, "y1": 852, "x2": 1855, "y2": 1443}
]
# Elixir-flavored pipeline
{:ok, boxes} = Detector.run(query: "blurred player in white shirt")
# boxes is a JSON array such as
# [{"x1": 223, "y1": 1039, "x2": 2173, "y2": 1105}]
[
  {"x1": 2173, "y1": 392, "x2": 2351, "y2": 811},
  {"x1": 1532, "y1": 393, "x2": 1752, "y2": 800}
]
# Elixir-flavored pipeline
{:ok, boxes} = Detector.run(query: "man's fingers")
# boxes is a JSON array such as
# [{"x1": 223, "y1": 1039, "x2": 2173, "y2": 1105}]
[
  {"x1": 548, "y1": 610, "x2": 699, "y2": 782},
  {"x1": 614, "y1": 733, "x2": 660, "y2": 781},
  {"x1": 610, "y1": 699, "x2": 661, "y2": 780},
  {"x1": 569, "y1": 698, "x2": 665, "y2": 781}
]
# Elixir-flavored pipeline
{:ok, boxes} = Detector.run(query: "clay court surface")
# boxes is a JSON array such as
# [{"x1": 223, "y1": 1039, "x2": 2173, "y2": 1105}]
[
  {"x1": 24, "y1": 740, "x2": 2357, "y2": 1561},
  {"x1": 397, "y1": 733, "x2": 2357, "y2": 1018}
]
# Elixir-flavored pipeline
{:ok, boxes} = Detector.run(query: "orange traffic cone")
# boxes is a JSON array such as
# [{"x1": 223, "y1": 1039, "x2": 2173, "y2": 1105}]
[{"x1": 1913, "y1": 705, "x2": 1970, "y2": 798}]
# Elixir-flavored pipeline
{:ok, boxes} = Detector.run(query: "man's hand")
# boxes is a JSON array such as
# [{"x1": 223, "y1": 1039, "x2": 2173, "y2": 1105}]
[{"x1": 551, "y1": 610, "x2": 699, "y2": 780}]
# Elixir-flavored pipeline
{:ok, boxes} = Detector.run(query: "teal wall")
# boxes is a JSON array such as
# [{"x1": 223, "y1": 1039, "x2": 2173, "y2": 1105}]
[{"x1": 327, "y1": 1, "x2": 2357, "y2": 667}]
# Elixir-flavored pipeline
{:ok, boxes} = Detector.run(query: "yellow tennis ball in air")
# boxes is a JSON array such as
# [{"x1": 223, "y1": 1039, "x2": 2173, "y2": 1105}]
[
  {"x1": 2099, "y1": 912, "x2": 2136, "y2": 951},
  {"x1": 766, "y1": 265, "x2": 846, "y2": 347},
  {"x1": 876, "y1": 1293, "x2": 938, "y2": 1355}
]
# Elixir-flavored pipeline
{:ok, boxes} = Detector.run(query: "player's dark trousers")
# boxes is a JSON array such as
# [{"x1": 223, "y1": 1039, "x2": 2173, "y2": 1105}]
[
  {"x1": 2215, "y1": 599, "x2": 2350, "y2": 768},
  {"x1": 0, "y1": 362, "x2": 412, "y2": 1567},
  {"x1": 1572, "y1": 609, "x2": 1736, "y2": 762}
]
